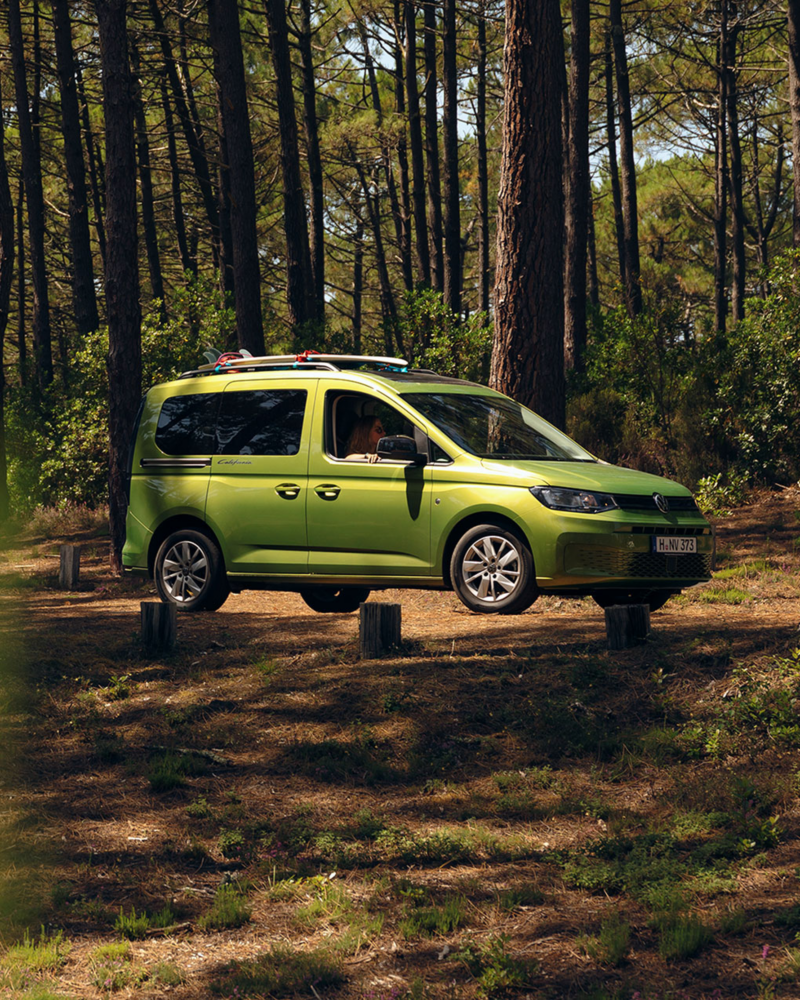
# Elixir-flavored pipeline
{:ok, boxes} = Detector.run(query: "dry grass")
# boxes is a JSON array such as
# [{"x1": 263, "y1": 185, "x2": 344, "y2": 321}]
[{"x1": 2, "y1": 487, "x2": 800, "y2": 999}]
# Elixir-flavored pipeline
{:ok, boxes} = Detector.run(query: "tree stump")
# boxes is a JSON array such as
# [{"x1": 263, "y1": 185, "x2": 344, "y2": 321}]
[
  {"x1": 359, "y1": 602, "x2": 401, "y2": 659},
  {"x1": 141, "y1": 602, "x2": 177, "y2": 652},
  {"x1": 604, "y1": 604, "x2": 650, "y2": 650},
  {"x1": 59, "y1": 544, "x2": 81, "y2": 589}
]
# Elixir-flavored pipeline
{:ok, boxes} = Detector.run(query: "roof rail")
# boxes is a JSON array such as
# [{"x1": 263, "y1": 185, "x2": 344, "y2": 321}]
[{"x1": 177, "y1": 351, "x2": 409, "y2": 380}]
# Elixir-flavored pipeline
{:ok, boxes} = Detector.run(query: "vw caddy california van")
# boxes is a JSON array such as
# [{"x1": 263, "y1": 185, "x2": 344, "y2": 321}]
[{"x1": 123, "y1": 352, "x2": 712, "y2": 615}]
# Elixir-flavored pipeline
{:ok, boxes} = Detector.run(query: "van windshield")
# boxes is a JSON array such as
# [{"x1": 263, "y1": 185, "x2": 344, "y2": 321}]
[{"x1": 403, "y1": 392, "x2": 594, "y2": 461}]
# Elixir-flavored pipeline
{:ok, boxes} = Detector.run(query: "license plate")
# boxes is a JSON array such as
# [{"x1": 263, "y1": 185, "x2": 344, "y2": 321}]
[{"x1": 651, "y1": 536, "x2": 697, "y2": 554}]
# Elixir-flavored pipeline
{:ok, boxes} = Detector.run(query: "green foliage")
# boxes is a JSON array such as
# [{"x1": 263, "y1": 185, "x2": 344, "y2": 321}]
[
  {"x1": 579, "y1": 913, "x2": 632, "y2": 966},
  {"x1": 403, "y1": 289, "x2": 492, "y2": 381},
  {"x1": 0, "y1": 929, "x2": 70, "y2": 989},
  {"x1": 655, "y1": 912, "x2": 714, "y2": 961},
  {"x1": 198, "y1": 883, "x2": 252, "y2": 931},
  {"x1": 399, "y1": 895, "x2": 468, "y2": 939},
  {"x1": 695, "y1": 472, "x2": 750, "y2": 515},
  {"x1": 88, "y1": 942, "x2": 137, "y2": 992},
  {"x1": 147, "y1": 749, "x2": 207, "y2": 792},
  {"x1": 213, "y1": 943, "x2": 344, "y2": 996},
  {"x1": 454, "y1": 934, "x2": 535, "y2": 997},
  {"x1": 495, "y1": 884, "x2": 545, "y2": 911}
]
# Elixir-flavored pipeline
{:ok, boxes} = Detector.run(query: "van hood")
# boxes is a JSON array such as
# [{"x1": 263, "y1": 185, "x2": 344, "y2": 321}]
[{"x1": 479, "y1": 459, "x2": 692, "y2": 496}]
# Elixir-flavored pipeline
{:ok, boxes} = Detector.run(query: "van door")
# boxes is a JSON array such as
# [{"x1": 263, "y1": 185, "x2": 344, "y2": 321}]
[
  {"x1": 306, "y1": 385, "x2": 432, "y2": 578},
  {"x1": 204, "y1": 379, "x2": 316, "y2": 577}
]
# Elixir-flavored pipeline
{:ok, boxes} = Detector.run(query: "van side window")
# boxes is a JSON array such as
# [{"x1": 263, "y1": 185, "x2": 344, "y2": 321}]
[
  {"x1": 156, "y1": 393, "x2": 218, "y2": 454},
  {"x1": 217, "y1": 389, "x2": 307, "y2": 456}
]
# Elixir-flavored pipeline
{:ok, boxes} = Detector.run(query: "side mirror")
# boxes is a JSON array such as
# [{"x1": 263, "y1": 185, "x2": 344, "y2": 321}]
[{"x1": 376, "y1": 435, "x2": 427, "y2": 466}]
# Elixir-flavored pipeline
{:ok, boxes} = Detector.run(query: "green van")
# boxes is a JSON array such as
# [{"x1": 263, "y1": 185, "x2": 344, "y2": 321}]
[{"x1": 123, "y1": 352, "x2": 712, "y2": 615}]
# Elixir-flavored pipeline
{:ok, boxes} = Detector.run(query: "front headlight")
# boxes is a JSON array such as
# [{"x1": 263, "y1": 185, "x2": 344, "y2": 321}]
[{"x1": 530, "y1": 486, "x2": 618, "y2": 513}]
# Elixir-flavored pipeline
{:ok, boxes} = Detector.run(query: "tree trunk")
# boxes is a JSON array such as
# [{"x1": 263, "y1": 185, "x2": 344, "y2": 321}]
[
  {"x1": 160, "y1": 74, "x2": 194, "y2": 276},
  {"x1": 441, "y1": 0, "x2": 460, "y2": 315},
  {"x1": 423, "y1": 0, "x2": 443, "y2": 290},
  {"x1": 587, "y1": 188, "x2": 600, "y2": 308},
  {"x1": 714, "y1": 2, "x2": 729, "y2": 333},
  {"x1": 490, "y1": 0, "x2": 564, "y2": 428},
  {"x1": 605, "y1": 32, "x2": 626, "y2": 294},
  {"x1": 0, "y1": 75, "x2": 14, "y2": 520},
  {"x1": 52, "y1": 0, "x2": 99, "y2": 336},
  {"x1": 564, "y1": 0, "x2": 590, "y2": 372},
  {"x1": 95, "y1": 0, "x2": 142, "y2": 574},
  {"x1": 297, "y1": 0, "x2": 326, "y2": 321},
  {"x1": 16, "y1": 179, "x2": 27, "y2": 385},
  {"x1": 725, "y1": 4, "x2": 745, "y2": 322},
  {"x1": 264, "y1": 0, "x2": 315, "y2": 330},
  {"x1": 790, "y1": 0, "x2": 800, "y2": 247},
  {"x1": 405, "y1": 0, "x2": 431, "y2": 287},
  {"x1": 130, "y1": 33, "x2": 166, "y2": 318},
  {"x1": 394, "y1": 0, "x2": 414, "y2": 291},
  {"x1": 214, "y1": 75, "x2": 235, "y2": 301},
  {"x1": 476, "y1": 0, "x2": 489, "y2": 316},
  {"x1": 209, "y1": 0, "x2": 266, "y2": 353},
  {"x1": 610, "y1": 0, "x2": 641, "y2": 317},
  {"x1": 8, "y1": 0, "x2": 53, "y2": 387},
  {"x1": 76, "y1": 59, "x2": 107, "y2": 267},
  {"x1": 352, "y1": 206, "x2": 363, "y2": 354}
]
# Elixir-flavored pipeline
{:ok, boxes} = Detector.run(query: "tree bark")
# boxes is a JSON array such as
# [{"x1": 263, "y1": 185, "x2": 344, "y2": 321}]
[
  {"x1": 610, "y1": 0, "x2": 641, "y2": 317},
  {"x1": 352, "y1": 205, "x2": 363, "y2": 354},
  {"x1": 130, "y1": 33, "x2": 166, "y2": 318},
  {"x1": 0, "y1": 75, "x2": 14, "y2": 520},
  {"x1": 394, "y1": 0, "x2": 414, "y2": 291},
  {"x1": 95, "y1": 0, "x2": 142, "y2": 573},
  {"x1": 264, "y1": 0, "x2": 315, "y2": 330},
  {"x1": 405, "y1": 0, "x2": 431, "y2": 287},
  {"x1": 160, "y1": 74, "x2": 194, "y2": 276},
  {"x1": 76, "y1": 59, "x2": 107, "y2": 267},
  {"x1": 490, "y1": 0, "x2": 564, "y2": 428},
  {"x1": 789, "y1": 0, "x2": 800, "y2": 247},
  {"x1": 564, "y1": 0, "x2": 590, "y2": 371},
  {"x1": 296, "y1": 0, "x2": 326, "y2": 321},
  {"x1": 423, "y1": 0, "x2": 443, "y2": 290},
  {"x1": 209, "y1": 0, "x2": 266, "y2": 353},
  {"x1": 714, "y1": 2, "x2": 729, "y2": 333},
  {"x1": 8, "y1": 0, "x2": 53, "y2": 387},
  {"x1": 52, "y1": 0, "x2": 100, "y2": 337},
  {"x1": 605, "y1": 31, "x2": 626, "y2": 295},
  {"x1": 725, "y1": 2, "x2": 745, "y2": 322},
  {"x1": 476, "y1": 0, "x2": 490, "y2": 316},
  {"x1": 441, "y1": 0, "x2": 460, "y2": 315},
  {"x1": 16, "y1": 179, "x2": 27, "y2": 385}
]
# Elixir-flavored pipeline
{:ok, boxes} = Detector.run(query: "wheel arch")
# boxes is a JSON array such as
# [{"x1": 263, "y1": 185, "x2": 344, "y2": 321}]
[
  {"x1": 147, "y1": 516, "x2": 223, "y2": 578},
  {"x1": 440, "y1": 511, "x2": 534, "y2": 589}
]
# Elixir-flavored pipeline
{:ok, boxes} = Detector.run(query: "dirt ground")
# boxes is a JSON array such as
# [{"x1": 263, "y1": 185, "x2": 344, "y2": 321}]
[{"x1": 2, "y1": 486, "x2": 800, "y2": 1000}]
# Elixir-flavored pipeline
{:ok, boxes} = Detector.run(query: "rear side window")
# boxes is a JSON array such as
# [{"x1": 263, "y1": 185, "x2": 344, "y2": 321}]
[
  {"x1": 217, "y1": 389, "x2": 307, "y2": 455},
  {"x1": 155, "y1": 393, "x2": 218, "y2": 454}
]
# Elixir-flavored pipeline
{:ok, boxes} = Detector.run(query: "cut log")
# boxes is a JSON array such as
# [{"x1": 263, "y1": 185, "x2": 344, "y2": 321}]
[
  {"x1": 59, "y1": 544, "x2": 81, "y2": 588},
  {"x1": 359, "y1": 602, "x2": 401, "y2": 659},
  {"x1": 141, "y1": 601, "x2": 177, "y2": 651},
  {"x1": 604, "y1": 603, "x2": 650, "y2": 650}
]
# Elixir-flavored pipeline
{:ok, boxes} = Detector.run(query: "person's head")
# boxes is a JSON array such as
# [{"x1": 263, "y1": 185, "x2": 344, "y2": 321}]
[{"x1": 347, "y1": 415, "x2": 385, "y2": 454}]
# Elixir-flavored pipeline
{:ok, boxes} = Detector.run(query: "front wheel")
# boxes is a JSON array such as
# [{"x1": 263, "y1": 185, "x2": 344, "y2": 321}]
[
  {"x1": 155, "y1": 529, "x2": 230, "y2": 612},
  {"x1": 450, "y1": 524, "x2": 538, "y2": 614},
  {"x1": 300, "y1": 587, "x2": 371, "y2": 613},
  {"x1": 592, "y1": 590, "x2": 677, "y2": 613}
]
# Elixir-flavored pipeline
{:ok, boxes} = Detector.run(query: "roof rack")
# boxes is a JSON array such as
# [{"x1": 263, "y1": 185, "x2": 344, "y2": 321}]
[{"x1": 178, "y1": 350, "x2": 410, "y2": 380}]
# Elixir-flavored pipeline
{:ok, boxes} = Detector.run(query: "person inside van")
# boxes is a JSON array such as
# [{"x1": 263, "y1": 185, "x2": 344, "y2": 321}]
[{"x1": 346, "y1": 416, "x2": 385, "y2": 462}]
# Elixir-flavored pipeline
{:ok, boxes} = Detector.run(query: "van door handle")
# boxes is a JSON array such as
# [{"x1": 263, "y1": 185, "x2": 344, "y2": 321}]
[
  {"x1": 314, "y1": 484, "x2": 340, "y2": 501},
  {"x1": 276, "y1": 483, "x2": 301, "y2": 500}
]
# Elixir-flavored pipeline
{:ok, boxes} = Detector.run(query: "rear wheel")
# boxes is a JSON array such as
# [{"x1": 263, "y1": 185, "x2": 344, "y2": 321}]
[
  {"x1": 450, "y1": 524, "x2": 538, "y2": 614},
  {"x1": 592, "y1": 589, "x2": 676, "y2": 613},
  {"x1": 155, "y1": 529, "x2": 229, "y2": 612},
  {"x1": 300, "y1": 586, "x2": 371, "y2": 613}
]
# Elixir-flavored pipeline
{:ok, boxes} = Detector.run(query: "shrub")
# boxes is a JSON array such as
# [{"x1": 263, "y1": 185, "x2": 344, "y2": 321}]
[{"x1": 198, "y1": 883, "x2": 251, "y2": 931}]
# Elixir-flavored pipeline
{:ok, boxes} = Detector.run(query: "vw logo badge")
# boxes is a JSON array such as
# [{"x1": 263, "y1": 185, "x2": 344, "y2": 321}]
[{"x1": 653, "y1": 492, "x2": 670, "y2": 514}]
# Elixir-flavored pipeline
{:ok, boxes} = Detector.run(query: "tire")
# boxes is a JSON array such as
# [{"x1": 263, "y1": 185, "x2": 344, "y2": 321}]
[
  {"x1": 592, "y1": 589, "x2": 676, "y2": 613},
  {"x1": 450, "y1": 524, "x2": 538, "y2": 614},
  {"x1": 155, "y1": 529, "x2": 230, "y2": 612},
  {"x1": 300, "y1": 586, "x2": 371, "y2": 613}
]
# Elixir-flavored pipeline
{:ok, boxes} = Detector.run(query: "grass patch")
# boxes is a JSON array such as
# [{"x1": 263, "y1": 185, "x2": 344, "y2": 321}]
[
  {"x1": 455, "y1": 934, "x2": 536, "y2": 997},
  {"x1": 147, "y1": 749, "x2": 208, "y2": 792},
  {"x1": 89, "y1": 942, "x2": 139, "y2": 992},
  {"x1": 399, "y1": 895, "x2": 468, "y2": 938},
  {"x1": 0, "y1": 929, "x2": 69, "y2": 989},
  {"x1": 114, "y1": 903, "x2": 177, "y2": 939},
  {"x1": 213, "y1": 943, "x2": 344, "y2": 996},
  {"x1": 198, "y1": 883, "x2": 252, "y2": 931},
  {"x1": 579, "y1": 914, "x2": 631, "y2": 966},
  {"x1": 495, "y1": 884, "x2": 545, "y2": 911},
  {"x1": 655, "y1": 912, "x2": 714, "y2": 960},
  {"x1": 696, "y1": 586, "x2": 750, "y2": 605}
]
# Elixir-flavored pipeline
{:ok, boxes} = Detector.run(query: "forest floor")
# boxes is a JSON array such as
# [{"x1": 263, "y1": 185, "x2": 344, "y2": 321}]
[{"x1": 1, "y1": 488, "x2": 800, "y2": 1000}]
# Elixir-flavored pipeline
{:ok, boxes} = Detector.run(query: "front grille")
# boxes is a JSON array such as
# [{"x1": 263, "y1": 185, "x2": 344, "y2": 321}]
[
  {"x1": 565, "y1": 546, "x2": 711, "y2": 579},
  {"x1": 629, "y1": 525, "x2": 707, "y2": 536},
  {"x1": 613, "y1": 494, "x2": 699, "y2": 513}
]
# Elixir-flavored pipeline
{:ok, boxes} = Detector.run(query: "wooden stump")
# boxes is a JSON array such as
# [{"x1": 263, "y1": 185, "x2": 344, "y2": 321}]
[
  {"x1": 604, "y1": 604, "x2": 650, "y2": 650},
  {"x1": 359, "y1": 602, "x2": 401, "y2": 659},
  {"x1": 59, "y1": 544, "x2": 81, "y2": 589},
  {"x1": 141, "y1": 601, "x2": 177, "y2": 652}
]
